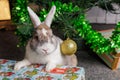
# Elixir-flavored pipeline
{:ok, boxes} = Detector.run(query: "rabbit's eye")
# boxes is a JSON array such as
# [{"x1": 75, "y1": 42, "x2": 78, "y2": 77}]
[
  {"x1": 46, "y1": 32, "x2": 49, "y2": 35},
  {"x1": 34, "y1": 35, "x2": 38, "y2": 40}
]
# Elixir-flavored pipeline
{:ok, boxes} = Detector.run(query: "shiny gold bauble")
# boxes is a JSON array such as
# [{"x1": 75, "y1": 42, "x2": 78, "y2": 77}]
[{"x1": 61, "y1": 38, "x2": 77, "y2": 55}]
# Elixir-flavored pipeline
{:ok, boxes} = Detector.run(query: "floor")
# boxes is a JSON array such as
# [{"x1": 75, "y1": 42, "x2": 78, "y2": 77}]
[{"x1": 0, "y1": 24, "x2": 120, "y2": 80}]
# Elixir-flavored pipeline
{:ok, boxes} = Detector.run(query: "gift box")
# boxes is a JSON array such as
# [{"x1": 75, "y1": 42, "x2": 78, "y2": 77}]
[{"x1": 0, "y1": 59, "x2": 85, "y2": 80}]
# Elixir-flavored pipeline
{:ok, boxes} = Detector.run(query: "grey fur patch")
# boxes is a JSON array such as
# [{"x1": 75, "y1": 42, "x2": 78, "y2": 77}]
[{"x1": 30, "y1": 38, "x2": 39, "y2": 51}]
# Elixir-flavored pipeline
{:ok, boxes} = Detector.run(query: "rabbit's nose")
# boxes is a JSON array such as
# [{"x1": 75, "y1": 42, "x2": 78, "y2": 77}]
[{"x1": 42, "y1": 49, "x2": 48, "y2": 53}]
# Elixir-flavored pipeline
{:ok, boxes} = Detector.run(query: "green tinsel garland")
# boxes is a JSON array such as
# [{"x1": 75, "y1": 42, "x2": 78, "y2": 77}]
[
  {"x1": 12, "y1": 0, "x2": 120, "y2": 54},
  {"x1": 11, "y1": 0, "x2": 33, "y2": 47}
]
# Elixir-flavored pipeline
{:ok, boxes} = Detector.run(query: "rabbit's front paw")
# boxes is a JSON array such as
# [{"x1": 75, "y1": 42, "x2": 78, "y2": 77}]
[
  {"x1": 46, "y1": 63, "x2": 56, "y2": 72},
  {"x1": 14, "y1": 59, "x2": 31, "y2": 71},
  {"x1": 14, "y1": 61, "x2": 23, "y2": 71}
]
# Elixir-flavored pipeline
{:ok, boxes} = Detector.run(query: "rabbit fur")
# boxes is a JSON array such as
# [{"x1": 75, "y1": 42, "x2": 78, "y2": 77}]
[{"x1": 14, "y1": 6, "x2": 78, "y2": 72}]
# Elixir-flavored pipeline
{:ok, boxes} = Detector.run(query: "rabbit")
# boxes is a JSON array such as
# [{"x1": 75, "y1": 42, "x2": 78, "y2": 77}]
[{"x1": 14, "y1": 6, "x2": 78, "y2": 72}]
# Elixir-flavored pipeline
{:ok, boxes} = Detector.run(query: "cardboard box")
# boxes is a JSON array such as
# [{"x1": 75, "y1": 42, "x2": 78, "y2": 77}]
[
  {"x1": 0, "y1": 0, "x2": 11, "y2": 20},
  {"x1": 0, "y1": 59, "x2": 85, "y2": 80}
]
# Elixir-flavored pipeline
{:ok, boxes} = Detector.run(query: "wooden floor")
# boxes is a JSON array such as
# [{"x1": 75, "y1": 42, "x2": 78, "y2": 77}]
[{"x1": 0, "y1": 20, "x2": 16, "y2": 30}]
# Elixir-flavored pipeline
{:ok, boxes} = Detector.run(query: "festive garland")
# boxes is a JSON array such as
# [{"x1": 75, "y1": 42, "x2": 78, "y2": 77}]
[
  {"x1": 11, "y1": 0, "x2": 120, "y2": 54},
  {"x1": 76, "y1": 18, "x2": 120, "y2": 54}
]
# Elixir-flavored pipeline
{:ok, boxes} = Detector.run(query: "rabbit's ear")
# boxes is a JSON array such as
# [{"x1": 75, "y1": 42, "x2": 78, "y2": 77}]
[
  {"x1": 45, "y1": 6, "x2": 56, "y2": 27},
  {"x1": 27, "y1": 7, "x2": 41, "y2": 28}
]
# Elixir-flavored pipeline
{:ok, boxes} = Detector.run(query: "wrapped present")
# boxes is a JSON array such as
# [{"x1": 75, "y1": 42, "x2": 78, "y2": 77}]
[{"x1": 0, "y1": 59, "x2": 85, "y2": 80}]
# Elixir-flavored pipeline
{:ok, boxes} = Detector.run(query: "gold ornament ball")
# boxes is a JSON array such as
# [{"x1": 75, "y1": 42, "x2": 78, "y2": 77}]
[{"x1": 61, "y1": 38, "x2": 77, "y2": 55}]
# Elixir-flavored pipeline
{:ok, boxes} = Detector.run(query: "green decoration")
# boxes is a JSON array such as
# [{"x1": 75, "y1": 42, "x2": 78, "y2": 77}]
[
  {"x1": 11, "y1": 0, "x2": 29, "y2": 23},
  {"x1": 74, "y1": 15, "x2": 114, "y2": 54},
  {"x1": 11, "y1": 0, "x2": 33, "y2": 47},
  {"x1": 11, "y1": 0, "x2": 120, "y2": 55},
  {"x1": 111, "y1": 22, "x2": 120, "y2": 48}
]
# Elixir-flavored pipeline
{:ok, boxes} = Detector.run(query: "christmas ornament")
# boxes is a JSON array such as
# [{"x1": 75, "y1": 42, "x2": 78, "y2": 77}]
[{"x1": 61, "y1": 38, "x2": 77, "y2": 55}]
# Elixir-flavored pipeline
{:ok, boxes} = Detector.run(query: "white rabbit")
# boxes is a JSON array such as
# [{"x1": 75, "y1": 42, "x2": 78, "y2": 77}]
[{"x1": 14, "y1": 6, "x2": 78, "y2": 72}]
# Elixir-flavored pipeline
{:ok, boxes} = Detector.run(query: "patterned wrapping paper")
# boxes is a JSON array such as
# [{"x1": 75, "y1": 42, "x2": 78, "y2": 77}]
[{"x1": 0, "y1": 59, "x2": 85, "y2": 80}]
